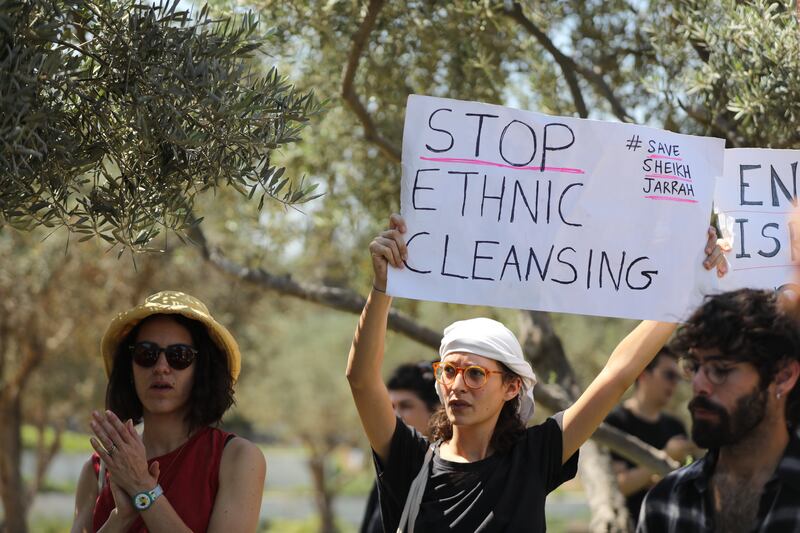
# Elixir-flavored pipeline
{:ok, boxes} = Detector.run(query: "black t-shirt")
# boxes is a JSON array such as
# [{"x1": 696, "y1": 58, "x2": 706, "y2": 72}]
[
  {"x1": 373, "y1": 415, "x2": 579, "y2": 532},
  {"x1": 604, "y1": 405, "x2": 686, "y2": 522},
  {"x1": 360, "y1": 482, "x2": 382, "y2": 533}
]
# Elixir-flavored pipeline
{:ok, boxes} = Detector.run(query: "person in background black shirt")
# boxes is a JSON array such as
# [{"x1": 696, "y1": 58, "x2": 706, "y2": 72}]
[
  {"x1": 360, "y1": 362, "x2": 440, "y2": 533},
  {"x1": 605, "y1": 346, "x2": 697, "y2": 525}
]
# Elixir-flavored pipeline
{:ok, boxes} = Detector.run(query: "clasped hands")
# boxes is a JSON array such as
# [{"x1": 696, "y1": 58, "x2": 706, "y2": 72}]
[{"x1": 90, "y1": 410, "x2": 160, "y2": 517}]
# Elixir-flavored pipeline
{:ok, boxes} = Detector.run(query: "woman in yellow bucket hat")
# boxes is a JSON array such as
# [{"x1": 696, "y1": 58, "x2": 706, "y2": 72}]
[{"x1": 71, "y1": 291, "x2": 265, "y2": 532}]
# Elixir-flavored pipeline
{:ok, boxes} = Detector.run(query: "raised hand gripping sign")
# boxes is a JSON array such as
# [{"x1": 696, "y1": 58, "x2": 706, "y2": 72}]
[
  {"x1": 715, "y1": 148, "x2": 800, "y2": 292},
  {"x1": 387, "y1": 95, "x2": 725, "y2": 322}
]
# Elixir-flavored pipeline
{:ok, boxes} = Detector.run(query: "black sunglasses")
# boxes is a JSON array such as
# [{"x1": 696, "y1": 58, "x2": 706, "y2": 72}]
[{"x1": 130, "y1": 341, "x2": 197, "y2": 370}]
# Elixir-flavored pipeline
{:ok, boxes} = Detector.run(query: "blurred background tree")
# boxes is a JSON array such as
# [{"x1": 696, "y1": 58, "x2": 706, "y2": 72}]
[
  {"x1": 0, "y1": 0, "x2": 320, "y2": 252},
  {"x1": 191, "y1": 0, "x2": 800, "y2": 529},
  {"x1": 3, "y1": 1, "x2": 800, "y2": 532}
]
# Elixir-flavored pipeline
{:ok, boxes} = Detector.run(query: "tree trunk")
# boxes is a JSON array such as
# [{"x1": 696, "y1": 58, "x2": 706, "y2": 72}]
[
  {"x1": 578, "y1": 441, "x2": 631, "y2": 532},
  {"x1": 26, "y1": 417, "x2": 62, "y2": 507},
  {"x1": 305, "y1": 441, "x2": 338, "y2": 533},
  {"x1": 0, "y1": 394, "x2": 28, "y2": 533},
  {"x1": 517, "y1": 310, "x2": 631, "y2": 532}
]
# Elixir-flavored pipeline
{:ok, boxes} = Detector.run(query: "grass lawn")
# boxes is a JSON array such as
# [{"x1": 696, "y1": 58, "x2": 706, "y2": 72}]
[{"x1": 21, "y1": 425, "x2": 94, "y2": 454}]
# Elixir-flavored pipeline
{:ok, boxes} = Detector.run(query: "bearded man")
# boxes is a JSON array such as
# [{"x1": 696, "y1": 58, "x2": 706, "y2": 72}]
[{"x1": 637, "y1": 288, "x2": 800, "y2": 533}]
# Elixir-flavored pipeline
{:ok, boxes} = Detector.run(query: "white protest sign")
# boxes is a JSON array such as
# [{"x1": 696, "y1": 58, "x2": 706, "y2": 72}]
[
  {"x1": 715, "y1": 148, "x2": 800, "y2": 292},
  {"x1": 387, "y1": 95, "x2": 725, "y2": 321}
]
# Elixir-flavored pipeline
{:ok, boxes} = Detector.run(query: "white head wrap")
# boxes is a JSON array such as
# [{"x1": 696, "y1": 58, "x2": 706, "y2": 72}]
[{"x1": 437, "y1": 317, "x2": 537, "y2": 423}]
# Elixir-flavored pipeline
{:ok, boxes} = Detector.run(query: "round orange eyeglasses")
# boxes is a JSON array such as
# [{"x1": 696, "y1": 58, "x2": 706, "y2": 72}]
[{"x1": 432, "y1": 361, "x2": 504, "y2": 389}]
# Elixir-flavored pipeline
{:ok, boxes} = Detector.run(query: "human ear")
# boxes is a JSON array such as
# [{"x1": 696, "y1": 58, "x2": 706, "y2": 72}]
[
  {"x1": 774, "y1": 359, "x2": 800, "y2": 399},
  {"x1": 503, "y1": 377, "x2": 522, "y2": 401}
]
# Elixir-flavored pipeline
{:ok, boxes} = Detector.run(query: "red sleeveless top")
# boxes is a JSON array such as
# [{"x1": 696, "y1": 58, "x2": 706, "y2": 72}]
[{"x1": 91, "y1": 426, "x2": 234, "y2": 532}]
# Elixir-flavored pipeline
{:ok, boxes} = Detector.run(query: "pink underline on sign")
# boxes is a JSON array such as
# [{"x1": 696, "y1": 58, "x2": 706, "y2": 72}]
[
  {"x1": 419, "y1": 156, "x2": 586, "y2": 175},
  {"x1": 644, "y1": 173, "x2": 692, "y2": 183},
  {"x1": 733, "y1": 264, "x2": 794, "y2": 272},
  {"x1": 719, "y1": 209, "x2": 795, "y2": 215},
  {"x1": 647, "y1": 154, "x2": 683, "y2": 161},
  {"x1": 644, "y1": 195, "x2": 698, "y2": 203}
]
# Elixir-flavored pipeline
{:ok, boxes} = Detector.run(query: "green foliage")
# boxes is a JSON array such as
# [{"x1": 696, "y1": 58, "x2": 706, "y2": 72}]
[
  {"x1": 10, "y1": 1, "x2": 800, "y2": 527},
  {"x1": 209, "y1": 0, "x2": 800, "y2": 328},
  {"x1": 0, "y1": 0, "x2": 321, "y2": 252},
  {"x1": 260, "y1": 517, "x2": 356, "y2": 533},
  {"x1": 21, "y1": 425, "x2": 93, "y2": 454},
  {"x1": 648, "y1": 0, "x2": 800, "y2": 147},
  {"x1": 237, "y1": 300, "x2": 363, "y2": 445},
  {"x1": 229, "y1": 1, "x2": 536, "y2": 284},
  {"x1": 27, "y1": 518, "x2": 70, "y2": 533}
]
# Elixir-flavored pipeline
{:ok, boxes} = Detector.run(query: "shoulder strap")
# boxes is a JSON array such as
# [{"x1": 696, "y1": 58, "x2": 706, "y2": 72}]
[{"x1": 396, "y1": 441, "x2": 438, "y2": 533}]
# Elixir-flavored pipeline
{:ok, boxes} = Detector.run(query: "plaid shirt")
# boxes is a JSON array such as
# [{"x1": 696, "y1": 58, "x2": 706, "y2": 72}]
[{"x1": 637, "y1": 432, "x2": 800, "y2": 533}]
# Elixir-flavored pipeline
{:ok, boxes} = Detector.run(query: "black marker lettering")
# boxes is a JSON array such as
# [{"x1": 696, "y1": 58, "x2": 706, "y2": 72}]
[
  {"x1": 758, "y1": 223, "x2": 781, "y2": 258},
  {"x1": 500, "y1": 246, "x2": 522, "y2": 281},
  {"x1": 481, "y1": 175, "x2": 506, "y2": 221},
  {"x1": 403, "y1": 232, "x2": 432, "y2": 274},
  {"x1": 625, "y1": 256, "x2": 657, "y2": 290},
  {"x1": 412, "y1": 168, "x2": 437, "y2": 211},
  {"x1": 510, "y1": 180, "x2": 539, "y2": 223},
  {"x1": 735, "y1": 218, "x2": 751, "y2": 258},
  {"x1": 472, "y1": 241, "x2": 499, "y2": 281},
  {"x1": 551, "y1": 247, "x2": 577, "y2": 285},
  {"x1": 526, "y1": 245, "x2": 554, "y2": 281},
  {"x1": 465, "y1": 113, "x2": 499, "y2": 158},
  {"x1": 739, "y1": 164, "x2": 763, "y2": 206},
  {"x1": 425, "y1": 108, "x2": 454, "y2": 153},
  {"x1": 541, "y1": 123, "x2": 575, "y2": 171},
  {"x1": 499, "y1": 120, "x2": 537, "y2": 167},
  {"x1": 441, "y1": 234, "x2": 468, "y2": 279},
  {"x1": 449, "y1": 171, "x2": 478, "y2": 217},
  {"x1": 558, "y1": 182, "x2": 583, "y2": 227},
  {"x1": 770, "y1": 163, "x2": 797, "y2": 207}
]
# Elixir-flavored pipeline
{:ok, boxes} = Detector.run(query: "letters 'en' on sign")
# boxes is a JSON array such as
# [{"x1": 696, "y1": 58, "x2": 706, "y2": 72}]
[{"x1": 715, "y1": 148, "x2": 800, "y2": 294}]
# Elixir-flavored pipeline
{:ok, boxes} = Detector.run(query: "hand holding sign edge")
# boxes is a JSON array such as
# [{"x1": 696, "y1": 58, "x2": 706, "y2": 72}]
[
  {"x1": 369, "y1": 214, "x2": 408, "y2": 292},
  {"x1": 702, "y1": 225, "x2": 732, "y2": 278}
]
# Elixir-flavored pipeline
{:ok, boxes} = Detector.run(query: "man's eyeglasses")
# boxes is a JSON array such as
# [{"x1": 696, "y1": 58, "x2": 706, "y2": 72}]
[
  {"x1": 678, "y1": 357, "x2": 737, "y2": 386},
  {"x1": 130, "y1": 341, "x2": 197, "y2": 370},
  {"x1": 433, "y1": 361, "x2": 504, "y2": 389}
]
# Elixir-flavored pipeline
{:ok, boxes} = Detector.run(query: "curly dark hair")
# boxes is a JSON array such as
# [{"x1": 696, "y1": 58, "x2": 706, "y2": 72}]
[
  {"x1": 633, "y1": 346, "x2": 678, "y2": 388},
  {"x1": 671, "y1": 288, "x2": 800, "y2": 427},
  {"x1": 387, "y1": 361, "x2": 440, "y2": 412},
  {"x1": 644, "y1": 345, "x2": 677, "y2": 373},
  {"x1": 428, "y1": 363, "x2": 525, "y2": 455},
  {"x1": 106, "y1": 314, "x2": 235, "y2": 432}
]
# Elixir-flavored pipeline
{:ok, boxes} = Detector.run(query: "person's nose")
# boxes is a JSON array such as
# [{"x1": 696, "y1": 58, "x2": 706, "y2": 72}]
[
  {"x1": 691, "y1": 366, "x2": 712, "y2": 396},
  {"x1": 450, "y1": 370, "x2": 469, "y2": 392},
  {"x1": 152, "y1": 351, "x2": 171, "y2": 374}
]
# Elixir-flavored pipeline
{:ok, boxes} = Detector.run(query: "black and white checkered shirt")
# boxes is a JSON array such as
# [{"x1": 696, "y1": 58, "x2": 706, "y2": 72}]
[{"x1": 637, "y1": 432, "x2": 800, "y2": 533}]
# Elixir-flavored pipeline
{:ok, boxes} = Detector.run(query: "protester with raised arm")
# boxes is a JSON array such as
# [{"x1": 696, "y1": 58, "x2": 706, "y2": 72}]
[{"x1": 346, "y1": 213, "x2": 687, "y2": 532}]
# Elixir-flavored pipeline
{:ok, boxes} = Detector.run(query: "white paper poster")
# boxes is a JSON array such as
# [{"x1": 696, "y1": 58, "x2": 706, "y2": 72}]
[
  {"x1": 715, "y1": 148, "x2": 800, "y2": 292},
  {"x1": 388, "y1": 95, "x2": 725, "y2": 321}
]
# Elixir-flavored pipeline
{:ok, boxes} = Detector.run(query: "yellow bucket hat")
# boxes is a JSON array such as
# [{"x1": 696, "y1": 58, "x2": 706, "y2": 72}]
[{"x1": 101, "y1": 291, "x2": 241, "y2": 382}]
